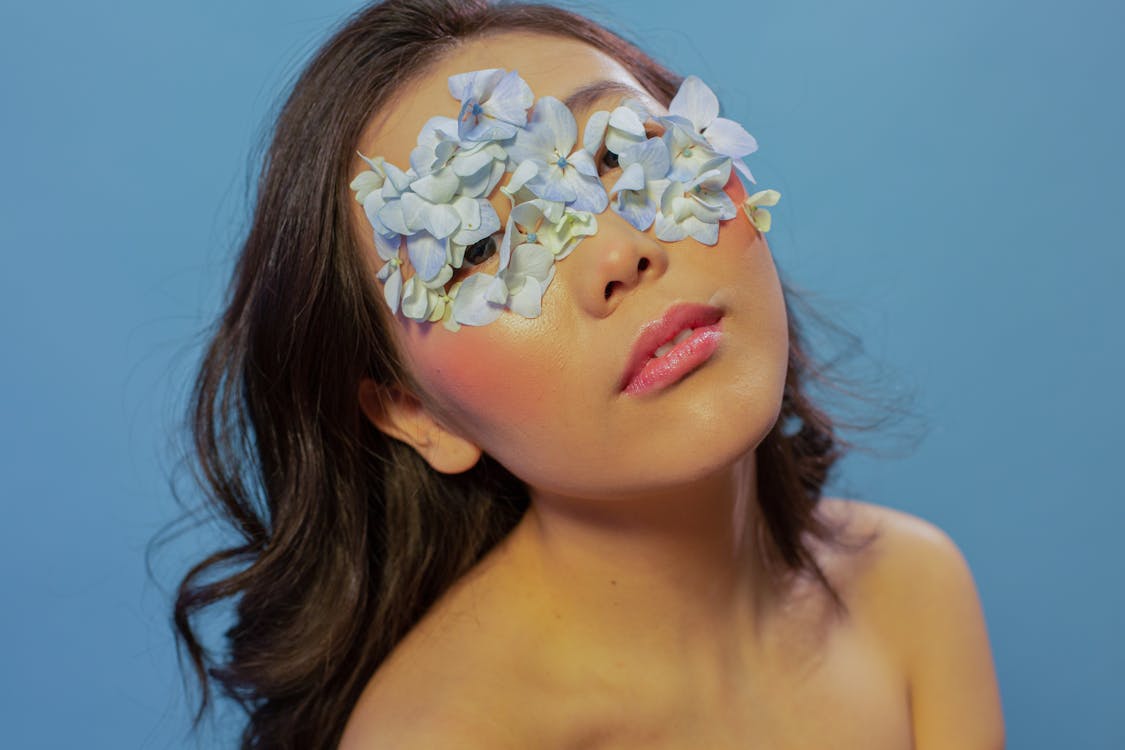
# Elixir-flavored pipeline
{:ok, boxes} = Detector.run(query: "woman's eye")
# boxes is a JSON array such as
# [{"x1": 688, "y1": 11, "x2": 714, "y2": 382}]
[
  {"x1": 463, "y1": 235, "x2": 497, "y2": 266},
  {"x1": 600, "y1": 148, "x2": 621, "y2": 171}
]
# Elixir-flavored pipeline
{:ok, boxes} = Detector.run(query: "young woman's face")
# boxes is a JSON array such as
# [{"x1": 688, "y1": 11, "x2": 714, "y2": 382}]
[{"x1": 350, "y1": 32, "x2": 789, "y2": 500}]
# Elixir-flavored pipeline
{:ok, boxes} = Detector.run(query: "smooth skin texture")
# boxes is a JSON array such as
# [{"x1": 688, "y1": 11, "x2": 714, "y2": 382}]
[{"x1": 342, "y1": 32, "x2": 1004, "y2": 749}]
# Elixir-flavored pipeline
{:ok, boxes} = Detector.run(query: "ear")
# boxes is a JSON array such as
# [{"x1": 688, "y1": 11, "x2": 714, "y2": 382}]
[{"x1": 358, "y1": 378, "x2": 482, "y2": 474}]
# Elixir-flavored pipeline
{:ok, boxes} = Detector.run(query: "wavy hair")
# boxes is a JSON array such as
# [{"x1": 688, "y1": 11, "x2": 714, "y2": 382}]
[{"x1": 163, "y1": 0, "x2": 910, "y2": 746}]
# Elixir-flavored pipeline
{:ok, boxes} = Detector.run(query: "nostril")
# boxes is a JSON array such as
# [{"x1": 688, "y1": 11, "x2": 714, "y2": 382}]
[
  {"x1": 638, "y1": 257, "x2": 649, "y2": 272},
  {"x1": 604, "y1": 281, "x2": 616, "y2": 300}
]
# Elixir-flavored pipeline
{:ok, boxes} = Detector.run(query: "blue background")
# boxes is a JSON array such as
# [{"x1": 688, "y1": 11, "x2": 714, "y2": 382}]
[{"x1": 1, "y1": 0, "x2": 1121, "y2": 747}]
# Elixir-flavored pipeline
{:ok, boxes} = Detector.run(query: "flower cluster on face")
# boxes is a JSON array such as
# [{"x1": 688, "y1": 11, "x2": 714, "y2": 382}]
[{"x1": 350, "y1": 68, "x2": 780, "y2": 331}]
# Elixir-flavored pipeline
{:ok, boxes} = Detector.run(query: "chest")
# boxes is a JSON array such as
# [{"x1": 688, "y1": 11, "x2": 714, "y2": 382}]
[{"x1": 526, "y1": 609, "x2": 914, "y2": 750}]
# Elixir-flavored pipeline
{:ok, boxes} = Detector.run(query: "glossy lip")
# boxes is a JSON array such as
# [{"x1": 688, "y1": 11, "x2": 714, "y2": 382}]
[{"x1": 618, "y1": 301, "x2": 725, "y2": 394}]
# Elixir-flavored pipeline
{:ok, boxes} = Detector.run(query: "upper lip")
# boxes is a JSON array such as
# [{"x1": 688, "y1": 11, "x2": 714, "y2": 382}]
[{"x1": 618, "y1": 301, "x2": 725, "y2": 391}]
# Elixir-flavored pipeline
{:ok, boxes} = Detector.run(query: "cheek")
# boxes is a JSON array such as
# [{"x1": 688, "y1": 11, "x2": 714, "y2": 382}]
[{"x1": 403, "y1": 322, "x2": 560, "y2": 439}]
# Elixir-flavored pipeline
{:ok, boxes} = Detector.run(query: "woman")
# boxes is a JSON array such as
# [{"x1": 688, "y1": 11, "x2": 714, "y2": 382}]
[{"x1": 173, "y1": 1, "x2": 1005, "y2": 747}]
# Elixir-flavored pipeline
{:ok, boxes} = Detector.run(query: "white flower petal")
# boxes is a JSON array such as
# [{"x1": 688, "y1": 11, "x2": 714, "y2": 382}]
[
  {"x1": 582, "y1": 110, "x2": 610, "y2": 155},
  {"x1": 381, "y1": 265, "x2": 403, "y2": 315},
  {"x1": 703, "y1": 116, "x2": 758, "y2": 159},
  {"x1": 746, "y1": 189, "x2": 781, "y2": 208},
  {"x1": 400, "y1": 276, "x2": 435, "y2": 321},
  {"x1": 506, "y1": 243, "x2": 555, "y2": 283},
  {"x1": 410, "y1": 169, "x2": 460, "y2": 204},
  {"x1": 668, "y1": 75, "x2": 720, "y2": 132},
  {"x1": 532, "y1": 96, "x2": 578, "y2": 155},
  {"x1": 447, "y1": 68, "x2": 505, "y2": 102},
  {"x1": 507, "y1": 276, "x2": 545, "y2": 318}
]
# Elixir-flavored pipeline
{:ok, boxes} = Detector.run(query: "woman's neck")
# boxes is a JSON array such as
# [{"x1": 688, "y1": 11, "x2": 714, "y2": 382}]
[{"x1": 496, "y1": 449, "x2": 783, "y2": 695}]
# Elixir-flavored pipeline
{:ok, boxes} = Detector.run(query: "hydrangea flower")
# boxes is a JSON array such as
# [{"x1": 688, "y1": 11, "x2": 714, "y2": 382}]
[
  {"x1": 449, "y1": 68, "x2": 535, "y2": 142},
  {"x1": 661, "y1": 75, "x2": 759, "y2": 182},
  {"x1": 409, "y1": 116, "x2": 508, "y2": 200},
  {"x1": 507, "y1": 96, "x2": 609, "y2": 213},
  {"x1": 608, "y1": 137, "x2": 671, "y2": 231},
  {"x1": 743, "y1": 189, "x2": 781, "y2": 233},
  {"x1": 350, "y1": 67, "x2": 779, "y2": 331},
  {"x1": 499, "y1": 199, "x2": 597, "y2": 270},
  {"x1": 582, "y1": 103, "x2": 649, "y2": 158},
  {"x1": 653, "y1": 158, "x2": 738, "y2": 245}
]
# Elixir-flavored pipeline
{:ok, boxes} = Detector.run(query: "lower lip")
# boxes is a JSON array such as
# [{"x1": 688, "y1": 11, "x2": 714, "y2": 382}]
[{"x1": 622, "y1": 322, "x2": 723, "y2": 396}]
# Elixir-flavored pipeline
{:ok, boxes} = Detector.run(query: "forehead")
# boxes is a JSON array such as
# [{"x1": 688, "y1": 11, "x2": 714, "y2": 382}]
[{"x1": 357, "y1": 31, "x2": 654, "y2": 170}]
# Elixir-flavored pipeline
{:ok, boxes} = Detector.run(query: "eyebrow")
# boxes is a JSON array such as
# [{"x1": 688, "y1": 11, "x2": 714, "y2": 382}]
[{"x1": 562, "y1": 80, "x2": 650, "y2": 116}]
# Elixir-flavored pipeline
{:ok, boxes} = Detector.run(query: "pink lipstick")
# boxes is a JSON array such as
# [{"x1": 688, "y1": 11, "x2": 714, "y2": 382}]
[{"x1": 619, "y1": 302, "x2": 724, "y2": 396}]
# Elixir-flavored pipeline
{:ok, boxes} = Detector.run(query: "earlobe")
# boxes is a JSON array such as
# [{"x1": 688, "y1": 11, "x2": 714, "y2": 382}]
[{"x1": 358, "y1": 379, "x2": 482, "y2": 474}]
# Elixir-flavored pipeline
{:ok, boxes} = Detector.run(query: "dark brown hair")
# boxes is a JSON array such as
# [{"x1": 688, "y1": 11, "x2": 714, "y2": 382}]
[{"x1": 166, "y1": 0, "x2": 903, "y2": 746}]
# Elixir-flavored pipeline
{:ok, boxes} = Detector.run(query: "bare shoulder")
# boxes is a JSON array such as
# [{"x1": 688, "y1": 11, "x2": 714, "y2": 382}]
[
  {"x1": 817, "y1": 497, "x2": 1006, "y2": 750},
  {"x1": 337, "y1": 632, "x2": 529, "y2": 750},
  {"x1": 338, "y1": 569, "x2": 532, "y2": 749}
]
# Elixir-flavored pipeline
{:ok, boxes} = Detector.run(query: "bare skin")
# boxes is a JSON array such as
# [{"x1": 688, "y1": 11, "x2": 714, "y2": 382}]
[
  {"x1": 341, "y1": 496, "x2": 1003, "y2": 749},
  {"x1": 341, "y1": 31, "x2": 1004, "y2": 749}
]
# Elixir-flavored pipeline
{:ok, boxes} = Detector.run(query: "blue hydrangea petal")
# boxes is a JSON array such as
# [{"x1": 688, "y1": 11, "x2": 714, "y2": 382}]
[
  {"x1": 609, "y1": 162, "x2": 646, "y2": 194},
  {"x1": 561, "y1": 169, "x2": 609, "y2": 213},
  {"x1": 567, "y1": 149, "x2": 598, "y2": 178},
  {"x1": 452, "y1": 273, "x2": 505, "y2": 326},
  {"x1": 372, "y1": 229, "x2": 401, "y2": 263},
  {"x1": 376, "y1": 200, "x2": 410, "y2": 236},
  {"x1": 405, "y1": 231, "x2": 448, "y2": 282}
]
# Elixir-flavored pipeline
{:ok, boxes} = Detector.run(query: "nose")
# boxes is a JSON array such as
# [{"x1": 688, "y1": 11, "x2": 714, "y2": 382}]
[{"x1": 563, "y1": 209, "x2": 669, "y2": 317}]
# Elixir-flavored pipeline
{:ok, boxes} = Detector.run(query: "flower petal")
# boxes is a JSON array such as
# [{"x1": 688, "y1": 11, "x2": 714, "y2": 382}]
[
  {"x1": 563, "y1": 170, "x2": 609, "y2": 213},
  {"x1": 668, "y1": 75, "x2": 719, "y2": 131},
  {"x1": 582, "y1": 109, "x2": 610, "y2": 155},
  {"x1": 447, "y1": 68, "x2": 505, "y2": 102},
  {"x1": 452, "y1": 273, "x2": 506, "y2": 326},
  {"x1": 609, "y1": 162, "x2": 647, "y2": 194},
  {"x1": 531, "y1": 96, "x2": 578, "y2": 155},
  {"x1": 506, "y1": 242, "x2": 555, "y2": 282},
  {"x1": 410, "y1": 168, "x2": 460, "y2": 204},
  {"x1": 612, "y1": 190, "x2": 657, "y2": 232},
  {"x1": 746, "y1": 189, "x2": 781, "y2": 208},
  {"x1": 405, "y1": 231, "x2": 448, "y2": 282},
  {"x1": 703, "y1": 116, "x2": 758, "y2": 159},
  {"x1": 507, "y1": 275, "x2": 546, "y2": 318},
  {"x1": 484, "y1": 69, "x2": 535, "y2": 126},
  {"x1": 567, "y1": 148, "x2": 599, "y2": 178},
  {"x1": 381, "y1": 265, "x2": 403, "y2": 315},
  {"x1": 400, "y1": 275, "x2": 435, "y2": 321}
]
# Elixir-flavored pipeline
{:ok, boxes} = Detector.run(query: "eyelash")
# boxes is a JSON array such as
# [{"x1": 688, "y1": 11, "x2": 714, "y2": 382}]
[{"x1": 448, "y1": 233, "x2": 501, "y2": 283}]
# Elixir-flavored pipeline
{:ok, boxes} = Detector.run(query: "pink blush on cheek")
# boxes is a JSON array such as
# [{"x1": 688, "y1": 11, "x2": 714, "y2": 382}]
[{"x1": 403, "y1": 323, "x2": 554, "y2": 434}]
